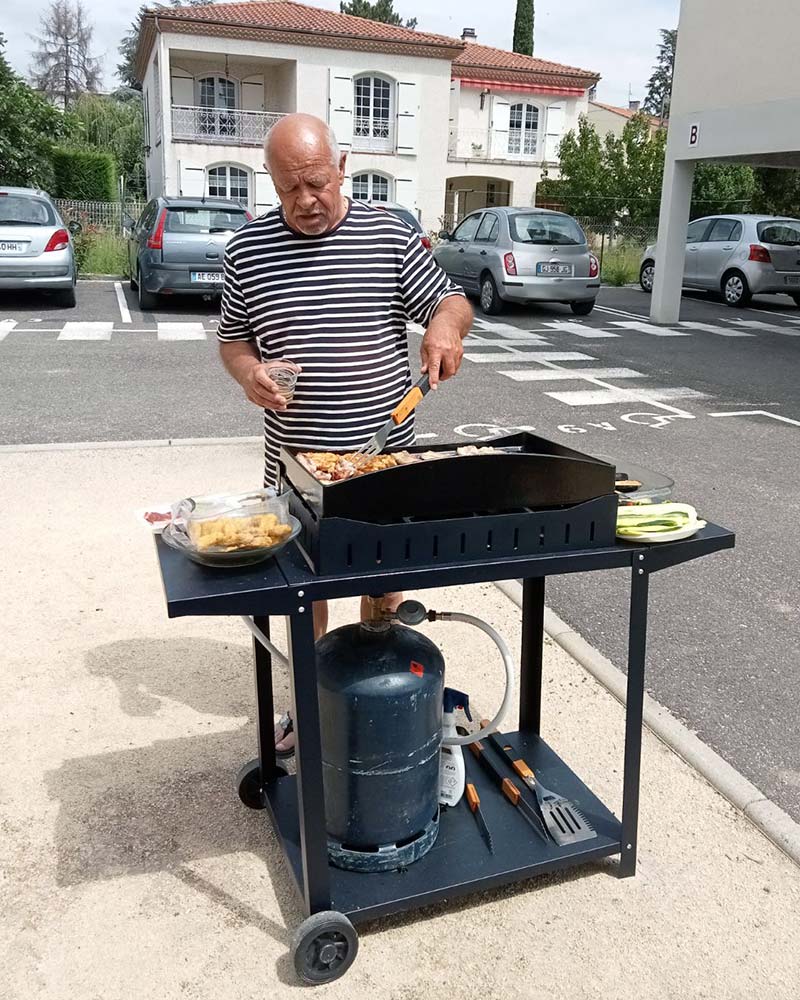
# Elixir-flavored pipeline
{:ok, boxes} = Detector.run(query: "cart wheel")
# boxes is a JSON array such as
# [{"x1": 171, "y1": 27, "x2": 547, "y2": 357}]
[
  {"x1": 291, "y1": 911, "x2": 359, "y2": 985},
  {"x1": 236, "y1": 758, "x2": 287, "y2": 810}
]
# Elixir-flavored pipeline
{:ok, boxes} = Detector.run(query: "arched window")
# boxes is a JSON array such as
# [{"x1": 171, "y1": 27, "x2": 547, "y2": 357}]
[
  {"x1": 197, "y1": 76, "x2": 237, "y2": 137},
  {"x1": 353, "y1": 74, "x2": 394, "y2": 152},
  {"x1": 352, "y1": 172, "x2": 391, "y2": 202},
  {"x1": 508, "y1": 103, "x2": 539, "y2": 157},
  {"x1": 207, "y1": 164, "x2": 250, "y2": 203}
]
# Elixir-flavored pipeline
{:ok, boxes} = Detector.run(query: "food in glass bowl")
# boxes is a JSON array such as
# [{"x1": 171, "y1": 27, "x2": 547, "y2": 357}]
[{"x1": 190, "y1": 512, "x2": 292, "y2": 552}]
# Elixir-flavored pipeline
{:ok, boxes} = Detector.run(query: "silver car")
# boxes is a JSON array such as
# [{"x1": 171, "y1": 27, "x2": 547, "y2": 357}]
[
  {"x1": 0, "y1": 186, "x2": 79, "y2": 307},
  {"x1": 640, "y1": 214, "x2": 800, "y2": 307},
  {"x1": 434, "y1": 207, "x2": 600, "y2": 315}
]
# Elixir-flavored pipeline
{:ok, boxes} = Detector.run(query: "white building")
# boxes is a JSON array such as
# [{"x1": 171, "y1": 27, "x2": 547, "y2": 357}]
[
  {"x1": 587, "y1": 100, "x2": 662, "y2": 140},
  {"x1": 134, "y1": 1, "x2": 599, "y2": 230},
  {"x1": 652, "y1": 0, "x2": 800, "y2": 322}
]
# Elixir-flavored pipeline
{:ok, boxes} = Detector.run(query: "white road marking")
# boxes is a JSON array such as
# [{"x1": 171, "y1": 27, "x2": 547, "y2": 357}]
[
  {"x1": 57, "y1": 322, "x2": 113, "y2": 341},
  {"x1": 546, "y1": 387, "x2": 708, "y2": 406},
  {"x1": 464, "y1": 351, "x2": 595, "y2": 363},
  {"x1": 593, "y1": 304, "x2": 651, "y2": 320},
  {"x1": 0, "y1": 320, "x2": 17, "y2": 341},
  {"x1": 156, "y1": 322, "x2": 207, "y2": 341},
  {"x1": 709, "y1": 409, "x2": 800, "y2": 427},
  {"x1": 544, "y1": 321, "x2": 620, "y2": 338},
  {"x1": 679, "y1": 321, "x2": 754, "y2": 337},
  {"x1": 415, "y1": 432, "x2": 439, "y2": 439},
  {"x1": 114, "y1": 281, "x2": 132, "y2": 323},
  {"x1": 472, "y1": 318, "x2": 547, "y2": 337},
  {"x1": 465, "y1": 337, "x2": 551, "y2": 348},
  {"x1": 501, "y1": 367, "x2": 646, "y2": 382},
  {"x1": 610, "y1": 320, "x2": 689, "y2": 337},
  {"x1": 727, "y1": 319, "x2": 800, "y2": 335}
]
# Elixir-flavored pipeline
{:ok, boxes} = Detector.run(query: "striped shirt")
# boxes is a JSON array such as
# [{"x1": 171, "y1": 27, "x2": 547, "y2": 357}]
[{"x1": 218, "y1": 200, "x2": 464, "y2": 485}]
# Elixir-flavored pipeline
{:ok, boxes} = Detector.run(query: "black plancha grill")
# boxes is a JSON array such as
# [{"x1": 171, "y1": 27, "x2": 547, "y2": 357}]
[{"x1": 279, "y1": 433, "x2": 618, "y2": 575}]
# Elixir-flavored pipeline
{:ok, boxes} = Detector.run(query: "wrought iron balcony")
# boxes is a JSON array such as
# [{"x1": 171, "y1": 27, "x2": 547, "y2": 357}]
[
  {"x1": 448, "y1": 127, "x2": 540, "y2": 162},
  {"x1": 352, "y1": 115, "x2": 394, "y2": 153},
  {"x1": 171, "y1": 106, "x2": 287, "y2": 146}
]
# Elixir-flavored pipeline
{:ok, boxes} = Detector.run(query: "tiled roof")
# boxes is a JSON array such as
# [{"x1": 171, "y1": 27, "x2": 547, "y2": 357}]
[
  {"x1": 590, "y1": 100, "x2": 662, "y2": 124},
  {"x1": 453, "y1": 42, "x2": 599, "y2": 91}
]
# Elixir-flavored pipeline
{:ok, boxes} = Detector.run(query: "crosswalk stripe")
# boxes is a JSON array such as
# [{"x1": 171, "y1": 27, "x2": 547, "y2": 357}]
[
  {"x1": 728, "y1": 319, "x2": 800, "y2": 336},
  {"x1": 678, "y1": 321, "x2": 754, "y2": 337},
  {"x1": 465, "y1": 351, "x2": 595, "y2": 364},
  {"x1": 473, "y1": 319, "x2": 546, "y2": 337},
  {"x1": 156, "y1": 322, "x2": 207, "y2": 341},
  {"x1": 609, "y1": 321, "x2": 689, "y2": 337},
  {"x1": 0, "y1": 320, "x2": 17, "y2": 341},
  {"x1": 544, "y1": 322, "x2": 620, "y2": 338},
  {"x1": 57, "y1": 322, "x2": 113, "y2": 341},
  {"x1": 465, "y1": 337, "x2": 551, "y2": 348},
  {"x1": 501, "y1": 367, "x2": 646, "y2": 382},
  {"x1": 545, "y1": 386, "x2": 708, "y2": 406}
]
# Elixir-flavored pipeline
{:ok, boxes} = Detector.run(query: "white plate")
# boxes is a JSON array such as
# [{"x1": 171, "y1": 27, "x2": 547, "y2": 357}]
[
  {"x1": 617, "y1": 521, "x2": 706, "y2": 544},
  {"x1": 191, "y1": 271, "x2": 223, "y2": 283}
]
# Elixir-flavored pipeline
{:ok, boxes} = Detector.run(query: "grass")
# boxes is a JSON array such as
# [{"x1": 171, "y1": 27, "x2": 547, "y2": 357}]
[
  {"x1": 75, "y1": 229, "x2": 129, "y2": 277},
  {"x1": 601, "y1": 246, "x2": 642, "y2": 287}
]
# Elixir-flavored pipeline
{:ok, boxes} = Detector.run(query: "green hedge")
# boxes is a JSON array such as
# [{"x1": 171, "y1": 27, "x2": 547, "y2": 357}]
[{"x1": 51, "y1": 147, "x2": 117, "y2": 201}]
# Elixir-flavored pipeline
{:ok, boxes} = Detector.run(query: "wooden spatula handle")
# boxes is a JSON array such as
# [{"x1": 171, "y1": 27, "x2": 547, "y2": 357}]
[
  {"x1": 465, "y1": 783, "x2": 480, "y2": 813},
  {"x1": 391, "y1": 385, "x2": 424, "y2": 425},
  {"x1": 501, "y1": 778, "x2": 520, "y2": 805},
  {"x1": 513, "y1": 758, "x2": 535, "y2": 781}
]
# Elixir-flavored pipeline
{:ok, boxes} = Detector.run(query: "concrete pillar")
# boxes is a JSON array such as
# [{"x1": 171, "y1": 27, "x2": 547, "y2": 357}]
[{"x1": 650, "y1": 157, "x2": 696, "y2": 324}]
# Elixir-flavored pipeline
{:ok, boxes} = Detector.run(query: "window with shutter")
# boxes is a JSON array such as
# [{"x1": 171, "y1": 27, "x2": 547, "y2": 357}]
[
  {"x1": 352, "y1": 172, "x2": 392, "y2": 202},
  {"x1": 352, "y1": 75, "x2": 395, "y2": 153}
]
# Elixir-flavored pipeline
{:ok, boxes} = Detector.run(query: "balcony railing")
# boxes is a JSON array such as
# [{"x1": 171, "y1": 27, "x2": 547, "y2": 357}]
[
  {"x1": 171, "y1": 106, "x2": 287, "y2": 146},
  {"x1": 448, "y1": 127, "x2": 540, "y2": 162},
  {"x1": 352, "y1": 115, "x2": 394, "y2": 153}
]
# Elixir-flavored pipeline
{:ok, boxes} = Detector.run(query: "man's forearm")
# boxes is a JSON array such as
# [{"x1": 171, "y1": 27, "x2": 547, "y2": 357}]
[
  {"x1": 219, "y1": 339, "x2": 261, "y2": 387},
  {"x1": 430, "y1": 293, "x2": 473, "y2": 339}
]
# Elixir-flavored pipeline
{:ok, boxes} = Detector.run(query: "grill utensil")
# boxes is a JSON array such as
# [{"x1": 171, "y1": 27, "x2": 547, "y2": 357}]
[{"x1": 352, "y1": 374, "x2": 431, "y2": 461}]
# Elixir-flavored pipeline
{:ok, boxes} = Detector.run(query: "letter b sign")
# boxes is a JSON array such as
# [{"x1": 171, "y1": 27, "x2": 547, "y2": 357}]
[{"x1": 689, "y1": 122, "x2": 700, "y2": 147}]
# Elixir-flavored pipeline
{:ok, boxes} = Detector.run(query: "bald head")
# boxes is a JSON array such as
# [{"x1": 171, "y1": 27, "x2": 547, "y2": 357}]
[{"x1": 264, "y1": 113, "x2": 340, "y2": 172}]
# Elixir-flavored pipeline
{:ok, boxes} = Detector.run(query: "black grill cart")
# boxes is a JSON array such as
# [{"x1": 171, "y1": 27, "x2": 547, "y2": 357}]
[{"x1": 154, "y1": 438, "x2": 734, "y2": 984}]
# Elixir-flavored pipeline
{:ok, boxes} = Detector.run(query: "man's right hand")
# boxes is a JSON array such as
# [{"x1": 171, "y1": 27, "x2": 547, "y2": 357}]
[{"x1": 243, "y1": 364, "x2": 292, "y2": 411}]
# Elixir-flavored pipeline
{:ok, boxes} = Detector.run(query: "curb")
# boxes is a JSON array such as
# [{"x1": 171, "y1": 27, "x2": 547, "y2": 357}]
[
  {"x1": 0, "y1": 436, "x2": 261, "y2": 455},
  {"x1": 78, "y1": 274, "x2": 126, "y2": 281},
  {"x1": 494, "y1": 579, "x2": 800, "y2": 867}
]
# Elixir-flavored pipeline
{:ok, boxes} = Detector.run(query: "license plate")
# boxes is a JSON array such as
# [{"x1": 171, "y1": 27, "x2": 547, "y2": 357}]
[
  {"x1": 537, "y1": 263, "x2": 573, "y2": 276},
  {"x1": 784, "y1": 275, "x2": 800, "y2": 285},
  {"x1": 0, "y1": 241, "x2": 26, "y2": 255},
  {"x1": 190, "y1": 271, "x2": 223, "y2": 283}
]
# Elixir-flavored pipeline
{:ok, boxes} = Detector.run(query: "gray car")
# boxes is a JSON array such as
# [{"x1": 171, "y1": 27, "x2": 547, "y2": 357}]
[
  {"x1": 639, "y1": 214, "x2": 800, "y2": 307},
  {"x1": 0, "y1": 186, "x2": 79, "y2": 307},
  {"x1": 434, "y1": 207, "x2": 600, "y2": 316},
  {"x1": 126, "y1": 196, "x2": 251, "y2": 310}
]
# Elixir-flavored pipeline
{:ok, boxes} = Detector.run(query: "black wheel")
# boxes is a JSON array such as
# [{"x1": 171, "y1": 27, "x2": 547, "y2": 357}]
[
  {"x1": 56, "y1": 283, "x2": 77, "y2": 308},
  {"x1": 570, "y1": 299, "x2": 595, "y2": 316},
  {"x1": 291, "y1": 911, "x2": 359, "y2": 985},
  {"x1": 479, "y1": 272, "x2": 503, "y2": 315},
  {"x1": 639, "y1": 260, "x2": 655, "y2": 293},
  {"x1": 137, "y1": 268, "x2": 158, "y2": 310},
  {"x1": 722, "y1": 270, "x2": 752, "y2": 308},
  {"x1": 236, "y1": 758, "x2": 288, "y2": 810}
]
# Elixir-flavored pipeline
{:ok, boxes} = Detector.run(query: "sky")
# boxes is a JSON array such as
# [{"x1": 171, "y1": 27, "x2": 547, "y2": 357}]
[{"x1": 3, "y1": 0, "x2": 680, "y2": 107}]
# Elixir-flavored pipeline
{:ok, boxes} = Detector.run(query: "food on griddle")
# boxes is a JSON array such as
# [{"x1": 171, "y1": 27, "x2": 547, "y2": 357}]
[
  {"x1": 297, "y1": 444, "x2": 506, "y2": 483},
  {"x1": 615, "y1": 479, "x2": 643, "y2": 493},
  {"x1": 189, "y1": 513, "x2": 292, "y2": 552}
]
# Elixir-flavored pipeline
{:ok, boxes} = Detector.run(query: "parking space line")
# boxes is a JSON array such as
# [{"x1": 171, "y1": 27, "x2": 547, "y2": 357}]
[
  {"x1": 544, "y1": 322, "x2": 620, "y2": 338},
  {"x1": 502, "y1": 367, "x2": 646, "y2": 382},
  {"x1": 156, "y1": 322, "x2": 207, "y2": 341},
  {"x1": 0, "y1": 320, "x2": 17, "y2": 341},
  {"x1": 545, "y1": 386, "x2": 708, "y2": 406},
  {"x1": 57, "y1": 322, "x2": 113, "y2": 341},
  {"x1": 728, "y1": 319, "x2": 800, "y2": 336},
  {"x1": 610, "y1": 320, "x2": 690, "y2": 337},
  {"x1": 679, "y1": 321, "x2": 754, "y2": 337},
  {"x1": 114, "y1": 282, "x2": 132, "y2": 324}
]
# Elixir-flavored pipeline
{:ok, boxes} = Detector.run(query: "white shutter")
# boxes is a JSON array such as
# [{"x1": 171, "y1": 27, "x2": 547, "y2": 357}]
[
  {"x1": 342, "y1": 170, "x2": 353, "y2": 197},
  {"x1": 180, "y1": 162, "x2": 205, "y2": 197},
  {"x1": 255, "y1": 171, "x2": 278, "y2": 214},
  {"x1": 395, "y1": 177, "x2": 417, "y2": 212},
  {"x1": 171, "y1": 73, "x2": 194, "y2": 107},
  {"x1": 396, "y1": 80, "x2": 418, "y2": 154},
  {"x1": 241, "y1": 77, "x2": 264, "y2": 112},
  {"x1": 490, "y1": 97, "x2": 511, "y2": 158},
  {"x1": 545, "y1": 102, "x2": 566, "y2": 161},
  {"x1": 328, "y1": 69, "x2": 354, "y2": 149}
]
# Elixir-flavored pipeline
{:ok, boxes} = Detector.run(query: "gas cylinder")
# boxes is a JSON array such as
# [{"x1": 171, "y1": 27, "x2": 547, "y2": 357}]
[{"x1": 315, "y1": 618, "x2": 445, "y2": 872}]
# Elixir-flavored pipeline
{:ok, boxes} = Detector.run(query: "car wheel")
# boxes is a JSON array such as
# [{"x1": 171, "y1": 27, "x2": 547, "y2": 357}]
[
  {"x1": 137, "y1": 268, "x2": 158, "y2": 311},
  {"x1": 57, "y1": 284, "x2": 77, "y2": 308},
  {"x1": 639, "y1": 260, "x2": 655, "y2": 293},
  {"x1": 722, "y1": 270, "x2": 752, "y2": 308},
  {"x1": 570, "y1": 300, "x2": 595, "y2": 316},
  {"x1": 479, "y1": 273, "x2": 503, "y2": 315}
]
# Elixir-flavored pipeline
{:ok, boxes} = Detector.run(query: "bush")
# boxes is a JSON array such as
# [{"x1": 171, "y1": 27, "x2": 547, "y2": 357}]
[
  {"x1": 602, "y1": 246, "x2": 641, "y2": 287},
  {"x1": 75, "y1": 228, "x2": 128, "y2": 276},
  {"x1": 51, "y1": 147, "x2": 117, "y2": 201}
]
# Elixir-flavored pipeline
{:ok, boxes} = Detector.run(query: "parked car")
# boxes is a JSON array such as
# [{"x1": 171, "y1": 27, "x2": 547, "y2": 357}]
[
  {"x1": 0, "y1": 186, "x2": 79, "y2": 307},
  {"x1": 126, "y1": 197, "x2": 251, "y2": 310},
  {"x1": 433, "y1": 207, "x2": 600, "y2": 315},
  {"x1": 365, "y1": 200, "x2": 432, "y2": 249},
  {"x1": 639, "y1": 215, "x2": 800, "y2": 307}
]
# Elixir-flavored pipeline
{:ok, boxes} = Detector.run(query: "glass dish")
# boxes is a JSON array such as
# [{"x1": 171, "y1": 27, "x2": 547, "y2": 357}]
[{"x1": 162, "y1": 516, "x2": 301, "y2": 567}]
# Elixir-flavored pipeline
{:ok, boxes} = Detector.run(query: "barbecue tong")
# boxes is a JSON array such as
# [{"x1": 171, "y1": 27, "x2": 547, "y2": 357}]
[{"x1": 353, "y1": 374, "x2": 431, "y2": 461}]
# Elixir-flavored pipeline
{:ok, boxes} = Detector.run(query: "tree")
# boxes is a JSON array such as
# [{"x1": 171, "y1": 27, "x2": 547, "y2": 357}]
[
  {"x1": 69, "y1": 92, "x2": 146, "y2": 197},
  {"x1": 0, "y1": 32, "x2": 74, "y2": 187},
  {"x1": 513, "y1": 0, "x2": 534, "y2": 57},
  {"x1": 552, "y1": 116, "x2": 612, "y2": 217},
  {"x1": 642, "y1": 28, "x2": 677, "y2": 121},
  {"x1": 752, "y1": 167, "x2": 800, "y2": 218},
  {"x1": 339, "y1": 1, "x2": 417, "y2": 30},
  {"x1": 692, "y1": 163, "x2": 757, "y2": 217},
  {"x1": 30, "y1": 0, "x2": 101, "y2": 110},
  {"x1": 117, "y1": 0, "x2": 210, "y2": 91},
  {"x1": 603, "y1": 115, "x2": 668, "y2": 223}
]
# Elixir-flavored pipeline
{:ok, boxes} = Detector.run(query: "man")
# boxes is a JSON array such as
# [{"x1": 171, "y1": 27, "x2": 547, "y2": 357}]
[{"x1": 218, "y1": 113, "x2": 473, "y2": 753}]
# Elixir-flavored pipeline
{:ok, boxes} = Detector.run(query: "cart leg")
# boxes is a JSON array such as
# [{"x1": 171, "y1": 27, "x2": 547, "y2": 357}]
[
  {"x1": 619, "y1": 566, "x2": 649, "y2": 877},
  {"x1": 519, "y1": 576, "x2": 545, "y2": 734},
  {"x1": 287, "y1": 608, "x2": 332, "y2": 916},
  {"x1": 253, "y1": 615, "x2": 284, "y2": 781}
]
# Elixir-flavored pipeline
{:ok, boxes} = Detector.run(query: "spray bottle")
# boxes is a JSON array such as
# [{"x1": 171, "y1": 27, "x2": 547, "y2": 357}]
[{"x1": 439, "y1": 688, "x2": 471, "y2": 807}]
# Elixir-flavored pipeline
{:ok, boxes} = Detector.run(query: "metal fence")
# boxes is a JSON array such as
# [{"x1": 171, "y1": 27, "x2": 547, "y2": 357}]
[{"x1": 55, "y1": 199, "x2": 146, "y2": 233}]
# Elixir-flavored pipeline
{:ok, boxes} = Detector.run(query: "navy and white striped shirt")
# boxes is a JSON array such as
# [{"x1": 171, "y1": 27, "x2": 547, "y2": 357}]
[{"x1": 218, "y1": 200, "x2": 464, "y2": 485}]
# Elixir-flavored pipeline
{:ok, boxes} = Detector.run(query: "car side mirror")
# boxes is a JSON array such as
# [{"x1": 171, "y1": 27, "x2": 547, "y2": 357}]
[
  {"x1": 438, "y1": 230, "x2": 451, "y2": 241},
  {"x1": 67, "y1": 220, "x2": 82, "y2": 236}
]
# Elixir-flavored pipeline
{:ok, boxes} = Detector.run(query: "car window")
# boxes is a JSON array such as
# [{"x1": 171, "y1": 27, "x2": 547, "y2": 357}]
[
  {"x1": 757, "y1": 220, "x2": 800, "y2": 246},
  {"x1": 453, "y1": 215, "x2": 482, "y2": 242},
  {"x1": 707, "y1": 219, "x2": 741, "y2": 242},
  {"x1": 510, "y1": 214, "x2": 585, "y2": 246},
  {"x1": 138, "y1": 202, "x2": 156, "y2": 230},
  {"x1": 165, "y1": 208, "x2": 248, "y2": 234},
  {"x1": 686, "y1": 219, "x2": 709, "y2": 243},
  {"x1": 383, "y1": 207, "x2": 422, "y2": 233},
  {"x1": 475, "y1": 214, "x2": 499, "y2": 242},
  {"x1": 0, "y1": 194, "x2": 55, "y2": 226}
]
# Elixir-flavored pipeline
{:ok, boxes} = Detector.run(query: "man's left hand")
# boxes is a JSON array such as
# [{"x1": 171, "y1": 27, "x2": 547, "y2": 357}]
[{"x1": 420, "y1": 296, "x2": 473, "y2": 387}]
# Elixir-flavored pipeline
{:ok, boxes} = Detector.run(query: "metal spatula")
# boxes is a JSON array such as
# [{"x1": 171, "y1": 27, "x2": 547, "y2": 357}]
[{"x1": 352, "y1": 374, "x2": 431, "y2": 461}]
